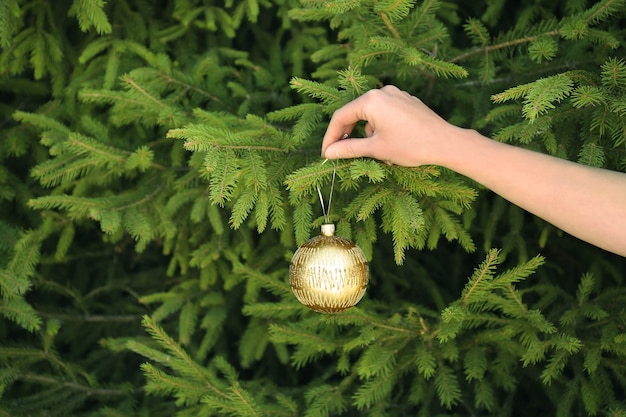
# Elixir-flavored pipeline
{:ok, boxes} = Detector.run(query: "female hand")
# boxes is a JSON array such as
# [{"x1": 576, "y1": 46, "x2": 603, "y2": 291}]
[{"x1": 321, "y1": 85, "x2": 460, "y2": 167}]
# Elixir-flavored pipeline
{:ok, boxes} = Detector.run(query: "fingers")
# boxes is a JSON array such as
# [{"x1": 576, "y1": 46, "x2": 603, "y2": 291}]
[
  {"x1": 321, "y1": 102, "x2": 364, "y2": 157},
  {"x1": 323, "y1": 136, "x2": 374, "y2": 160},
  {"x1": 320, "y1": 85, "x2": 403, "y2": 159}
]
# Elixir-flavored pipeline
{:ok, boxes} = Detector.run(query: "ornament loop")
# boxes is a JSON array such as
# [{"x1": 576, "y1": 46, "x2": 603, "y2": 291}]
[{"x1": 316, "y1": 159, "x2": 337, "y2": 224}]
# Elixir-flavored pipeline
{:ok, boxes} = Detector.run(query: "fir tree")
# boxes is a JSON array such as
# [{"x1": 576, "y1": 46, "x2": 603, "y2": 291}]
[{"x1": 1, "y1": 0, "x2": 625, "y2": 416}]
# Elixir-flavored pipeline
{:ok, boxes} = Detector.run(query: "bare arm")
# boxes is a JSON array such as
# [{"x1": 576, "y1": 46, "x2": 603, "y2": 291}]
[{"x1": 321, "y1": 85, "x2": 626, "y2": 256}]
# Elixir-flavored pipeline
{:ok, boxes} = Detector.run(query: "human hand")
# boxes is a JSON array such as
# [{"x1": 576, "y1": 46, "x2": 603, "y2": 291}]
[{"x1": 321, "y1": 85, "x2": 460, "y2": 167}]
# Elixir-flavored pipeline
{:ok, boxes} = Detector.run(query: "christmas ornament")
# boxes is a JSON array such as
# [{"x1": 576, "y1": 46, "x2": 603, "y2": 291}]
[
  {"x1": 289, "y1": 160, "x2": 369, "y2": 313},
  {"x1": 289, "y1": 223, "x2": 368, "y2": 313}
]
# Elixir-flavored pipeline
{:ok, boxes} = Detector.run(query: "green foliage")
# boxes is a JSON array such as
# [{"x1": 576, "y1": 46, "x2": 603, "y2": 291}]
[{"x1": 1, "y1": 0, "x2": 626, "y2": 416}]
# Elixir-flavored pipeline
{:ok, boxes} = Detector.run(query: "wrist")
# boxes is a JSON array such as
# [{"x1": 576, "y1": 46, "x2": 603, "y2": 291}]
[{"x1": 427, "y1": 125, "x2": 486, "y2": 170}]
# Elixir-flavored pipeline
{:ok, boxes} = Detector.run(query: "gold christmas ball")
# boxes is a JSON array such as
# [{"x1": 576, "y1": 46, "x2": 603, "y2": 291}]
[{"x1": 289, "y1": 224, "x2": 369, "y2": 313}]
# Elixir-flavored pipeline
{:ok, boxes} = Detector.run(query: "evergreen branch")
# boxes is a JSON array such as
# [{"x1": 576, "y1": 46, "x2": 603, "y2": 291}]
[
  {"x1": 414, "y1": 344, "x2": 437, "y2": 378},
  {"x1": 285, "y1": 161, "x2": 350, "y2": 197},
  {"x1": 16, "y1": 373, "x2": 131, "y2": 397},
  {"x1": 13, "y1": 111, "x2": 71, "y2": 135},
  {"x1": 304, "y1": 384, "x2": 347, "y2": 417},
  {"x1": 408, "y1": 0, "x2": 440, "y2": 38},
  {"x1": 356, "y1": 344, "x2": 397, "y2": 378},
  {"x1": 464, "y1": 345, "x2": 487, "y2": 382},
  {"x1": 601, "y1": 57, "x2": 626, "y2": 88},
  {"x1": 464, "y1": 18, "x2": 490, "y2": 47},
  {"x1": 66, "y1": 133, "x2": 126, "y2": 163},
  {"x1": 327, "y1": 310, "x2": 414, "y2": 334},
  {"x1": 141, "y1": 363, "x2": 210, "y2": 404},
  {"x1": 491, "y1": 255, "x2": 546, "y2": 289},
  {"x1": 7, "y1": 231, "x2": 40, "y2": 286},
  {"x1": 32, "y1": 155, "x2": 99, "y2": 188},
  {"x1": 434, "y1": 363, "x2": 462, "y2": 408},
  {"x1": 337, "y1": 67, "x2": 370, "y2": 97},
  {"x1": 540, "y1": 349, "x2": 573, "y2": 385},
  {"x1": 453, "y1": 0, "x2": 622, "y2": 65},
  {"x1": 353, "y1": 367, "x2": 397, "y2": 409},
  {"x1": 268, "y1": 324, "x2": 337, "y2": 352},
  {"x1": 462, "y1": 249, "x2": 500, "y2": 303},
  {"x1": 232, "y1": 262, "x2": 291, "y2": 295},
  {"x1": 507, "y1": 284, "x2": 528, "y2": 314},
  {"x1": 381, "y1": 191, "x2": 424, "y2": 264},
  {"x1": 521, "y1": 74, "x2": 574, "y2": 121},
  {"x1": 111, "y1": 180, "x2": 166, "y2": 212},
  {"x1": 68, "y1": 0, "x2": 112, "y2": 35},
  {"x1": 351, "y1": 49, "x2": 393, "y2": 66},
  {"x1": 192, "y1": 143, "x2": 289, "y2": 153},
  {"x1": 450, "y1": 30, "x2": 560, "y2": 64},
  {"x1": 289, "y1": 77, "x2": 344, "y2": 108},
  {"x1": 0, "y1": 298, "x2": 41, "y2": 331},
  {"x1": 157, "y1": 71, "x2": 227, "y2": 105},
  {"x1": 202, "y1": 396, "x2": 243, "y2": 416},
  {"x1": 122, "y1": 75, "x2": 166, "y2": 108},
  {"x1": 38, "y1": 312, "x2": 142, "y2": 323},
  {"x1": 210, "y1": 149, "x2": 238, "y2": 206},
  {"x1": 0, "y1": 0, "x2": 20, "y2": 49},
  {"x1": 126, "y1": 339, "x2": 175, "y2": 366},
  {"x1": 576, "y1": 273, "x2": 595, "y2": 306},
  {"x1": 140, "y1": 315, "x2": 229, "y2": 399},
  {"x1": 373, "y1": 0, "x2": 402, "y2": 39},
  {"x1": 230, "y1": 385, "x2": 263, "y2": 417},
  {"x1": 403, "y1": 48, "x2": 468, "y2": 78},
  {"x1": 242, "y1": 302, "x2": 302, "y2": 319},
  {"x1": 0, "y1": 270, "x2": 30, "y2": 299},
  {"x1": 0, "y1": 347, "x2": 81, "y2": 381},
  {"x1": 582, "y1": 0, "x2": 625, "y2": 25},
  {"x1": 345, "y1": 186, "x2": 393, "y2": 221},
  {"x1": 79, "y1": 90, "x2": 144, "y2": 107},
  {"x1": 0, "y1": 221, "x2": 19, "y2": 252}
]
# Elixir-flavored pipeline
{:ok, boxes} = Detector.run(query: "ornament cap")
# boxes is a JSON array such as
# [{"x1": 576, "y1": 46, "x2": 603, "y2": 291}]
[{"x1": 321, "y1": 223, "x2": 335, "y2": 236}]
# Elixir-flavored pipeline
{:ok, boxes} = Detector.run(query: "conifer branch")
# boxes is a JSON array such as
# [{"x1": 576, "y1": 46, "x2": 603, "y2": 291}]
[
  {"x1": 183, "y1": 143, "x2": 289, "y2": 153},
  {"x1": 39, "y1": 312, "x2": 141, "y2": 323},
  {"x1": 330, "y1": 311, "x2": 414, "y2": 334},
  {"x1": 376, "y1": 7, "x2": 401, "y2": 39},
  {"x1": 233, "y1": 263, "x2": 291, "y2": 295},
  {"x1": 507, "y1": 284, "x2": 528, "y2": 314},
  {"x1": 157, "y1": 72, "x2": 227, "y2": 105},
  {"x1": 408, "y1": 0, "x2": 439, "y2": 38},
  {"x1": 272, "y1": 325, "x2": 334, "y2": 347},
  {"x1": 453, "y1": 0, "x2": 621, "y2": 65},
  {"x1": 231, "y1": 385, "x2": 262, "y2": 417},
  {"x1": 123, "y1": 76, "x2": 166, "y2": 108},
  {"x1": 140, "y1": 316, "x2": 229, "y2": 399},
  {"x1": 114, "y1": 181, "x2": 166, "y2": 211},
  {"x1": 79, "y1": 90, "x2": 144, "y2": 107},
  {"x1": 462, "y1": 249, "x2": 499, "y2": 302},
  {"x1": 67, "y1": 134, "x2": 125, "y2": 163},
  {"x1": 16, "y1": 374, "x2": 131, "y2": 397},
  {"x1": 450, "y1": 30, "x2": 560, "y2": 64},
  {"x1": 583, "y1": 0, "x2": 625, "y2": 25}
]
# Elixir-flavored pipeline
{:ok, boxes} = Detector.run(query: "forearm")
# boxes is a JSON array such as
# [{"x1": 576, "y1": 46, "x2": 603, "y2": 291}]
[
  {"x1": 321, "y1": 85, "x2": 626, "y2": 256},
  {"x1": 438, "y1": 128, "x2": 626, "y2": 256}
]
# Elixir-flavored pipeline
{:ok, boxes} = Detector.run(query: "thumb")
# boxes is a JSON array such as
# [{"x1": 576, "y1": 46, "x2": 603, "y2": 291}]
[{"x1": 323, "y1": 137, "x2": 372, "y2": 160}]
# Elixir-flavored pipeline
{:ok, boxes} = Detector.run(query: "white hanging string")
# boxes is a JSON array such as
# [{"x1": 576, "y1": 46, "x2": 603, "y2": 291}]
[{"x1": 316, "y1": 159, "x2": 336, "y2": 224}]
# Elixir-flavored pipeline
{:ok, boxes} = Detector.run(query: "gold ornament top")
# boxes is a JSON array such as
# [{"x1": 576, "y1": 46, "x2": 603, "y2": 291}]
[
  {"x1": 320, "y1": 223, "x2": 335, "y2": 236},
  {"x1": 289, "y1": 224, "x2": 369, "y2": 313}
]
